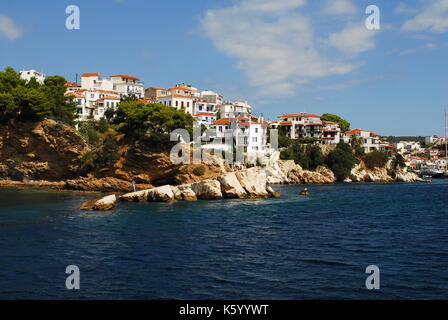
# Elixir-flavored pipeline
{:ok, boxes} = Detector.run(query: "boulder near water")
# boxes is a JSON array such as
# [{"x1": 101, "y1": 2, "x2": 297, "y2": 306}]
[
  {"x1": 190, "y1": 179, "x2": 223, "y2": 200},
  {"x1": 80, "y1": 194, "x2": 117, "y2": 211},
  {"x1": 217, "y1": 172, "x2": 248, "y2": 198}
]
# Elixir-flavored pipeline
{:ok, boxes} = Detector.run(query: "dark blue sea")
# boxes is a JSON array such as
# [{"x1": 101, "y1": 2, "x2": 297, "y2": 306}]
[{"x1": 0, "y1": 181, "x2": 447, "y2": 299}]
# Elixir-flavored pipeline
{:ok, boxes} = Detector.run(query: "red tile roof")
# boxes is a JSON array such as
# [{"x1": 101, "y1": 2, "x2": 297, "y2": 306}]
[
  {"x1": 345, "y1": 128, "x2": 380, "y2": 137},
  {"x1": 110, "y1": 74, "x2": 140, "y2": 81},
  {"x1": 82, "y1": 73, "x2": 99, "y2": 77},
  {"x1": 65, "y1": 81, "x2": 81, "y2": 87},
  {"x1": 279, "y1": 113, "x2": 320, "y2": 119}
]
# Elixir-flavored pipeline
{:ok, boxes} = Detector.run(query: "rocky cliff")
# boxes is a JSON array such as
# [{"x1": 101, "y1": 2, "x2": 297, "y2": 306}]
[
  {"x1": 0, "y1": 119, "x2": 89, "y2": 182},
  {"x1": 0, "y1": 119, "x2": 227, "y2": 191},
  {"x1": 266, "y1": 160, "x2": 336, "y2": 184}
]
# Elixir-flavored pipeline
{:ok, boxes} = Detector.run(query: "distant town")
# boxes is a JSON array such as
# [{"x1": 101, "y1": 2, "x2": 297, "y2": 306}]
[{"x1": 19, "y1": 69, "x2": 448, "y2": 175}]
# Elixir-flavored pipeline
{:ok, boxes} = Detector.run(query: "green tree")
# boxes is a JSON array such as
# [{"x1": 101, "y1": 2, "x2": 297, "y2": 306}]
[
  {"x1": 321, "y1": 113, "x2": 350, "y2": 132},
  {"x1": 112, "y1": 101, "x2": 193, "y2": 138},
  {"x1": 0, "y1": 67, "x2": 76, "y2": 124},
  {"x1": 325, "y1": 142, "x2": 358, "y2": 181}
]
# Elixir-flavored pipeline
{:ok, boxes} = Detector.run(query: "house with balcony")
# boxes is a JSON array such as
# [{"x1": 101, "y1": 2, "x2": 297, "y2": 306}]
[
  {"x1": 110, "y1": 74, "x2": 144, "y2": 98},
  {"x1": 218, "y1": 101, "x2": 252, "y2": 118},
  {"x1": 193, "y1": 112, "x2": 217, "y2": 127},
  {"x1": 209, "y1": 116, "x2": 269, "y2": 164},
  {"x1": 80, "y1": 73, "x2": 144, "y2": 98},
  {"x1": 342, "y1": 129, "x2": 381, "y2": 152},
  {"x1": 276, "y1": 113, "x2": 340, "y2": 144}
]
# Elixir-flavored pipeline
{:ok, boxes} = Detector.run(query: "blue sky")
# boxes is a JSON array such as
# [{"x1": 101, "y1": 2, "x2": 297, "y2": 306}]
[{"x1": 1, "y1": 0, "x2": 447, "y2": 136}]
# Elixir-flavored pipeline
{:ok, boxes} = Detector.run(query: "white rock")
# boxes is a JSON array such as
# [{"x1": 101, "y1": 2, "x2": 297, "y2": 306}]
[
  {"x1": 191, "y1": 179, "x2": 223, "y2": 200},
  {"x1": 217, "y1": 172, "x2": 248, "y2": 198}
]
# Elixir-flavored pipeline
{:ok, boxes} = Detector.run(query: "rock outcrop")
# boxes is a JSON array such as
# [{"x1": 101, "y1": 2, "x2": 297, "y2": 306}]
[
  {"x1": 267, "y1": 160, "x2": 336, "y2": 184},
  {"x1": 117, "y1": 168, "x2": 280, "y2": 204},
  {"x1": 395, "y1": 171, "x2": 424, "y2": 182},
  {"x1": 217, "y1": 172, "x2": 247, "y2": 199},
  {"x1": 236, "y1": 167, "x2": 269, "y2": 197},
  {"x1": 0, "y1": 119, "x2": 89, "y2": 182},
  {"x1": 80, "y1": 194, "x2": 116, "y2": 211},
  {"x1": 190, "y1": 179, "x2": 223, "y2": 200}
]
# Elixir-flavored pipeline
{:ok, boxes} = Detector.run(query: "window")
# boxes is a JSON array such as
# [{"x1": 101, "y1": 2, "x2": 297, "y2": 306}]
[
  {"x1": 169, "y1": 101, "x2": 171, "y2": 106},
  {"x1": 219, "y1": 126, "x2": 223, "y2": 132},
  {"x1": 176, "y1": 101, "x2": 178, "y2": 107},
  {"x1": 252, "y1": 137, "x2": 257, "y2": 142},
  {"x1": 255, "y1": 128, "x2": 258, "y2": 133},
  {"x1": 181, "y1": 101, "x2": 184, "y2": 108}
]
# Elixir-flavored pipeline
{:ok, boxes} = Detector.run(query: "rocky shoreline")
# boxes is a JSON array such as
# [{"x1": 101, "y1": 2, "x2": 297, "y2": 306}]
[
  {"x1": 79, "y1": 159, "x2": 425, "y2": 211},
  {"x1": 81, "y1": 168, "x2": 281, "y2": 210}
]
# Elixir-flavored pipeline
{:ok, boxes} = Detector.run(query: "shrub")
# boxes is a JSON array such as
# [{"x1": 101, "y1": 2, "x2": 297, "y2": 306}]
[
  {"x1": 280, "y1": 142, "x2": 323, "y2": 170},
  {"x1": 363, "y1": 150, "x2": 388, "y2": 169},
  {"x1": 325, "y1": 142, "x2": 358, "y2": 181},
  {"x1": 193, "y1": 165, "x2": 206, "y2": 176}
]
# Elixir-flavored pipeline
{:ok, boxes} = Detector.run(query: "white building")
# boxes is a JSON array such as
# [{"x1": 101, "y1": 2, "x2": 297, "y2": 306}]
[
  {"x1": 66, "y1": 89, "x2": 121, "y2": 121},
  {"x1": 65, "y1": 81, "x2": 81, "y2": 93},
  {"x1": 210, "y1": 116, "x2": 269, "y2": 163},
  {"x1": 158, "y1": 94, "x2": 195, "y2": 114},
  {"x1": 193, "y1": 112, "x2": 217, "y2": 127},
  {"x1": 342, "y1": 129, "x2": 381, "y2": 152},
  {"x1": 218, "y1": 101, "x2": 252, "y2": 118},
  {"x1": 110, "y1": 74, "x2": 144, "y2": 98},
  {"x1": 425, "y1": 135, "x2": 446, "y2": 145},
  {"x1": 20, "y1": 69, "x2": 46, "y2": 84},
  {"x1": 201, "y1": 90, "x2": 223, "y2": 105},
  {"x1": 276, "y1": 113, "x2": 340, "y2": 144},
  {"x1": 81, "y1": 73, "x2": 144, "y2": 98}
]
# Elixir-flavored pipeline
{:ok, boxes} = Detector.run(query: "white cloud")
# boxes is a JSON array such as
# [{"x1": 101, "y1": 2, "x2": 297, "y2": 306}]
[
  {"x1": 327, "y1": 22, "x2": 376, "y2": 56},
  {"x1": 401, "y1": 0, "x2": 448, "y2": 33},
  {"x1": 0, "y1": 14, "x2": 22, "y2": 40},
  {"x1": 395, "y1": 2, "x2": 418, "y2": 15},
  {"x1": 201, "y1": 0, "x2": 366, "y2": 96},
  {"x1": 322, "y1": 0, "x2": 356, "y2": 15}
]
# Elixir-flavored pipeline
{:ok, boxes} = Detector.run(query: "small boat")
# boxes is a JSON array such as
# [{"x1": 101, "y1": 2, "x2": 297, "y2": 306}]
[
  {"x1": 299, "y1": 188, "x2": 310, "y2": 195},
  {"x1": 343, "y1": 178, "x2": 352, "y2": 183}
]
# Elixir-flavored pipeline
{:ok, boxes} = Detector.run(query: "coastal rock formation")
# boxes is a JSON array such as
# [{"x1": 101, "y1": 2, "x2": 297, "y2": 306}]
[
  {"x1": 268, "y1": 160, "x2": 336, "y2": 184},
  {"x1": 217, "y1": 172, "x2": 247, "y2": 199},
  {"x1": 395, "y1": 171, "x2": 424, "y2": 182},
  {"x1": 117, "y1": 168, "x2": 280, "y2": 205},
  {"x1": 350, "y1": 164, "x2": 394, "y2": 182},
  {"x1": 266, "y1": 186, "x2": 281, "y2": 198},
  {"x1": 80, "y1": 194, "x2": 117, "y2": 211},
  {"x1": 0, "y1": 119, "x2": 89, "y2": 182},
  {"x1": 191, "y1": 179, "x2": 223, "y2": 200},
  {"x1": 176, "y1": 184, "x2": 197, "y2": 201},
  {"x1": 147, "y1": 185, "x2": 176, "y2": 202},
  {"x1": 235, "y1": 167, "x2": 269, "y2": 197}
]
